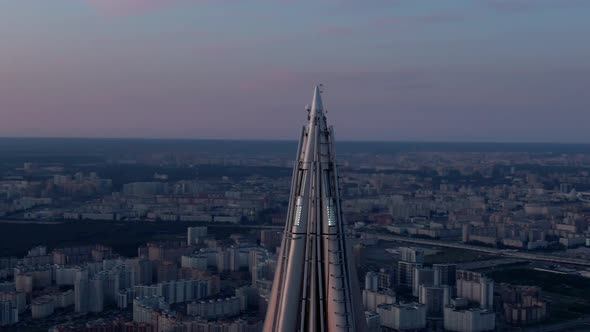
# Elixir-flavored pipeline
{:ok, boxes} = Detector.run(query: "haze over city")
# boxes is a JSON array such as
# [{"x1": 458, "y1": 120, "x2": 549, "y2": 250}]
[{"x1": 1, "y1": 0, "x2": 590, "y2": 142}]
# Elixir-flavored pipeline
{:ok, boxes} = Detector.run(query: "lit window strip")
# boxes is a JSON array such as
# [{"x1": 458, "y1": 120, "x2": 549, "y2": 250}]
[
  {"x1": 327, "y1": 200, "x2": 336, "y2": 226},
  {"x1": 294, "y1": 196, "x2": 303, "y2": 226}
]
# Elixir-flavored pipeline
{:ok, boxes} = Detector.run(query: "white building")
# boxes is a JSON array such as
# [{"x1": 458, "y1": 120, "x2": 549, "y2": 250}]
[
  {"x1": 365, "y1": 311, "x2": 381, "y2": 332},
  {"x1": 399, "y1": 247, "x2": 425, "y2": 263},
  {"x1": 134, "y1": 279, "x2": 210, "y2": 305},
  {"x1": 55, "y1": 266, "x2": 79, "y2": 286},
  {"x1": 133, "y1": 296, "x2": 169, "y2": 323},
  {"x1": 0, "y1": 292, "x2": 26, "y2": 313},
  {"x1": 444, "y1": 306, "x2": 496, "y2": 332},
  {"x1": 559, "y1": 236, "x2": 586, "y2": 248},
  {"x1": 0, "y1": 300, "x2": 18, "y2": 326},
  {"x1": 365, "y1": 272, "x2": 379, "y2": 292},
  {"x1": 181, "y1": 255, "x2": 208, "y2": 270},
  {"x1": 27, "y1": 246, "x2": 47, "y2": 257},
  {"x1": 419, "y1": 285, "x2": 451, "y2": 318},
  {"x1": 117, "y1": 289, "x2": 135, "y2": 309},
  {"x1": 187, "y1": 227, "x2": 208, "y2": 245},
  {"x1": 456, "y1": 270, "x2": 494, "y2": 309},
  {"x1": 15, "y1": 273, "x2": 33, "y2": 294},
  {"x1": 413, "y1": 267, "x2": 435, "y2": 296},
  {"x1": 377, "y1": 303, "x2": 426, "y2": 331},
  {"x1": 363, "y1": 289, "x2": 395, "y2": 312},
  {"x1": 74, "y1": 269, "x2": 89, "y2": 313},
  {"x1": 54, "y1": 290, "x2": 74, "y2": 308},
  {"x1": 88, "y1": 276, "x2": 105, "y2": 313},
  {"x1": 31, "y1": 296, "x2": 55, "y2": 319},
  {"x1": 186, "y1": 297, "x2": 241, "y2": 319}
]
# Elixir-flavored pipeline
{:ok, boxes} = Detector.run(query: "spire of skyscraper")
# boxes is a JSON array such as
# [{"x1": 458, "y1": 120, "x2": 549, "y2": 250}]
[{"x1": 263, "y1": 86, "x2": 367, "y2": 332}]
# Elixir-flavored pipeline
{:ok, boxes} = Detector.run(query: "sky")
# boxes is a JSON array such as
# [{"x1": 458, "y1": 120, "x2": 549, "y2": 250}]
[{"x1": 0, "y1": 0, "x2": 589, "y2": 142}]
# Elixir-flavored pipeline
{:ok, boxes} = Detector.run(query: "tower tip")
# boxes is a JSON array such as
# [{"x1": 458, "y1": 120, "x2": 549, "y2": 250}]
[{"x1": 312, "y1": 84, "x2": 324, "y2": 112}]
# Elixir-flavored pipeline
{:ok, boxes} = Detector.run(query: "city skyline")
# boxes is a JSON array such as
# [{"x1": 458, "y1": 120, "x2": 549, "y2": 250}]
[
  {"x1": 3, "y1": 2, "x2": 590, "y2": 331},
  {"x1": 1, "y1": 1, "x2": 590, "y2": 142},
  {"x1": 2, "y1": 87, "x2": 590, "y2": 330}
]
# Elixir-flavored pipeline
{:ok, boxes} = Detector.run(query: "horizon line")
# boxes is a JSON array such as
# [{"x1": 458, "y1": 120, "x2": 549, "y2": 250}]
[{"x1": 1, "y1": 136, "x2": 590, "y2": 146}]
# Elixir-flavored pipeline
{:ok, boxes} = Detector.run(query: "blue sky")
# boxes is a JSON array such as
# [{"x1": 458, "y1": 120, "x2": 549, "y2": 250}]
[{"x1": 0, "y1": 0, "x2": 589, "y2": 142}]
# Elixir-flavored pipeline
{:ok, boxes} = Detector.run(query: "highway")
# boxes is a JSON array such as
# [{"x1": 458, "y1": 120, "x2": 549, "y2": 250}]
[
  {"x1": 205, "y1": 223, "x2": 283, "y2": 230},
  {"x1": 522, "y1": 317, "x2": 590, "y2": 332},
  {"x1": 207, "y1": 226, "x2": 590, "y2": 267},
  {"x1": 365, "y1": 233, "x2": 590, "y2": 267}
]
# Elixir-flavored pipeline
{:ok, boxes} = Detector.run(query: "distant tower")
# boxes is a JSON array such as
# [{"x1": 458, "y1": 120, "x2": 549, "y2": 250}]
[{"x1": 263, "y1": 86, "x2": 367, "y2": 331}]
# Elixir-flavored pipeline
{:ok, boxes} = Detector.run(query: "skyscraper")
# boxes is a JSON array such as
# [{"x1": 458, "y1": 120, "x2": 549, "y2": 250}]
[{"x1": 263, "y1": 86, "x2": 367, "y2": 332}]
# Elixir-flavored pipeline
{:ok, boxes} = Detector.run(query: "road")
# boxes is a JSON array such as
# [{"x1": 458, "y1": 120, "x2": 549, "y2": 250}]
[
  {"x1": 522, "y1": 317, "x2": 590, "y2": 332},
  {"x1": 205, "y1": 223, "x2": 283, "y2": 230},
  {"x1": 366, "y1": 233, "x2": 590, "y2": 267}
]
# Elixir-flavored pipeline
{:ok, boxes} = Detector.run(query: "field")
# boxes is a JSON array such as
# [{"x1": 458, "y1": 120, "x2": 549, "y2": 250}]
[
  {"x1": 425, "y1": 247, "x2": 498, "y2": 264},
  {"x1": 0, "y1": 220, "x2": 251, "y2": 257},
  {"x1": 490, "y1": 268, "x2": 590, "y2": 322},
  {"x1": 489, "y1": 268, "x2": 590, "y2": 298}
]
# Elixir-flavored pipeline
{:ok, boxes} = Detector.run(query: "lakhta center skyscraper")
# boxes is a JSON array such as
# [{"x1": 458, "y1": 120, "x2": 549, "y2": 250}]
[{"x1": 263, "y1": 86, "x2": 367, "y2": 332}]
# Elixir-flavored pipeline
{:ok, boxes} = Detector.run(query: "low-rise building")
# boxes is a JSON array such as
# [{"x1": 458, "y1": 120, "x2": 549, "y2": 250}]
[
  {"x1": 444, "y1": 306, "x2": 495, "y2": 332},
  {"x1": 377, "y1": 302, "x2": 426, "y2": 331},
  {"x1": 31, "y1": 296, "x2": 55, "y2": 319}
]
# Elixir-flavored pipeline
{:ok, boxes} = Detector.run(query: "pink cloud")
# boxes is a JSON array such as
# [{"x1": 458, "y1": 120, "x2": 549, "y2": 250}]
[
  {"x1": 484, "y1": 0, "x2": 537, "y2": 13},
  {"x1": 414, "y1": 13, "x2": 464, "y2": 24},
  {"x1": 318, "y1": 25, "x2": 355, "y2": 37},
  {"x1": 85, "y1": 0, "x2": 297, "y2": 16},
  {"x1": 86, "y1": 0, "x2": 185, "y2": 16},
  {"x1": 484, "y1": 0, "x2": 587, "y2": 13},
  {"x1": 371, "y1": 13, "x2": 463, "y2": 29}
]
